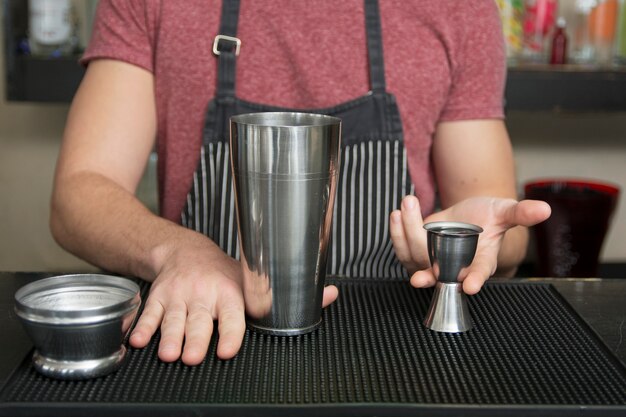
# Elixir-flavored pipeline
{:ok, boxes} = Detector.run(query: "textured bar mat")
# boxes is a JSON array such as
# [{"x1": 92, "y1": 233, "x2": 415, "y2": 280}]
[{"x1": 1, "y1": 280, "x2": 625, "y2": 417}]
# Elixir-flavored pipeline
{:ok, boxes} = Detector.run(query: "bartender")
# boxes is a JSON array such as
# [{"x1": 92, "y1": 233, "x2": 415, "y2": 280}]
[{"x1": 50, "y1": 0, "x2": 550, "y2": 366}]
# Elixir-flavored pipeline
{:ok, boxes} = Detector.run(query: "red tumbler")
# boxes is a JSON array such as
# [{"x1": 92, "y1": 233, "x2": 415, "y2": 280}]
[{"x1": 525, "y1": 179, "x2": 620, "y2": 277}]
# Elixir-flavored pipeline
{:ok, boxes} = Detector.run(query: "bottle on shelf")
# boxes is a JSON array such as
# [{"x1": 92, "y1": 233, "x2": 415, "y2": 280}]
[
  {"x1": 28, "y1": 0, "x2": 76, "y2": 57},
  {"x1": 570, "y1": 0, "x2": 619, "y2": 66},
  {"x1": 590, "y1": 0, "x2": 620, "y2": 64},
  {"x1": 550, "y1": 17, "x2": 569, "y2": 64},
  {"x1": 497, "y1": 0, "x2": 526, "y2": 64},
  {"x1": 522, "y1": 0, "x2": 559, "y2": 63}
]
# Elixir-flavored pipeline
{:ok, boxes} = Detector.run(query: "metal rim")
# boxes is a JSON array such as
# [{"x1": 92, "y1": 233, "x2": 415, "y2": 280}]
[
  {"x1": 32, "y1": 347, "x2": 127, "y2": 380},
  {"x1": 246, "y1": 318, "x2": 323, "y2": 336},
  {"x1": 230, "y1": 112, "x2": 341, "y2": 127},
  {"x1": 423, "y1": 221, "x2": 483, "y2": 235},
  {"x1": 14, "y1": 274, "x2": 140, "y2": 325}
]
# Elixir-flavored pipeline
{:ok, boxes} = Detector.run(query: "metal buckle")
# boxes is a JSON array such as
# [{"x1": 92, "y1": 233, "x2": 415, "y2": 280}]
[{"x1": 212, "y1": 35, "x2": 241, "y2": 56}]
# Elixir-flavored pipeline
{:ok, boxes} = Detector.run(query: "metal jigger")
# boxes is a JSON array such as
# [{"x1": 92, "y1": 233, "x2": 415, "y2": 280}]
[{"x1": 423, "y1": 221, "x2": 483, "y2": 333}]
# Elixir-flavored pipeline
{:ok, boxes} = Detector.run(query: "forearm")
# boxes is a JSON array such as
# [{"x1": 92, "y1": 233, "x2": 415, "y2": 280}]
[{"x1": 50, "y1": 170, "x2": 196, "y2": 281}]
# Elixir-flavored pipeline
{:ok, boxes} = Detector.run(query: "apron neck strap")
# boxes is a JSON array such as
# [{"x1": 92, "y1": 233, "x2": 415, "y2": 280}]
[
  {"x1": 364, "y1": 0, "x2": 386, "y2": 93},
  {"x1": 214, "y1": 0, "x2": 240, "y2": 99},
  {"x1": 214, "y1": 0, "x2": 387, "y2": 98},
  {"x1": 218, "y1": 0, "x2": 240, "y2": 39}
]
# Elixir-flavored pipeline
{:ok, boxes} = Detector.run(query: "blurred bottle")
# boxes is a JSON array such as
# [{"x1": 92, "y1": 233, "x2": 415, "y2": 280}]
[
  {"x1": 523, "y1": 0, "x2": 559, "y2": 62},
  {"x1": 571, "y1": 0, "x2": 619, "y2": 65},
  {"x1": 569, "y1": 0, "x2": 593, "y2": 64},
  {"x1": 614, "y1": 0, "x2": 626, "y2": 64},
  {"x1": 28, "y1": 0, "x2": 75, "y2": 57},
  {"x1": 590, "y1": 0, "x2": 619, "y2": 64},
  {"x1": 496, "y1": 0, "x2": 526, "y2": 64},
  {"x1": 550, "y1": 17, "x2": 569, "y2": 64}
]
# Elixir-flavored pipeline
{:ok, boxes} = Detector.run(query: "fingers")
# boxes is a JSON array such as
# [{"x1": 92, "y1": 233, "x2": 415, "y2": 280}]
[
  {"x1": 157, "y1": 302, "x2": 188, "y2": 362},
  {"x1": 181, "y1": 303, "x2": 214, "y2": 365},
  {"x1": 214, "y1": 284, "x2": 246, "y2": 360},
  {"x1": 390, "y1": 196, "x2": 429, "y2": 274},
  {"x1": 519, "y1": 199, "x2": 552, "y2": 225},
  {"x1": 400, "y1": 196, "x2": 428, "y2": 263},
  {"x1": 504, "y1": 199, "x2": 552, "y2": 228},
  {"x1": 322, "y1": 285, "x2": 339, "y2": 307},
  {"x1": 390, "y1": 210, "x2": 416, "y2": 271},
  {"x1": 410, "y1": 268, "x2": 436, "y2": 288},
  {"x1": 462, "y1": 264, "x2": 493, "y2": 295},
  {"x1": 129, "y1": 297, "x2": 164, "y2": 348}
]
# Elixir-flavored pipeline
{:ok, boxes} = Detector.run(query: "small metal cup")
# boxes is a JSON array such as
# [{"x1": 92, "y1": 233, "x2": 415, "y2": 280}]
[
  {"x1": 14, "y1": 274, "x2": 141, "y2": 380},
  {"x1": 230, "y1": 112, "x2": 341, "y2": 335},
  {"x1": 423, "y1": 222, "x2": 482, "y2": 333}
]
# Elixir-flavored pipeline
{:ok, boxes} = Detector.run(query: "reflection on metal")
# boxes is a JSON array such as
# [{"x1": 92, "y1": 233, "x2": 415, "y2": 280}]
[{"x1": 423, "y1": 221, "x2": 482, "y2": 333}]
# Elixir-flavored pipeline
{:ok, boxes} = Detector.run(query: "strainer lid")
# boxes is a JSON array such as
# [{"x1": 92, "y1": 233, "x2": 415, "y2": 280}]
[{"x1": 14, "y1": 274, "x2": 140, "y2": 325}]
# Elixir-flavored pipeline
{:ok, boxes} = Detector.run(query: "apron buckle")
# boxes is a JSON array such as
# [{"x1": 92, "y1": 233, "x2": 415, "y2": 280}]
[{"x1": 213, "y1": 35, "x2": 241, "y2": 56}]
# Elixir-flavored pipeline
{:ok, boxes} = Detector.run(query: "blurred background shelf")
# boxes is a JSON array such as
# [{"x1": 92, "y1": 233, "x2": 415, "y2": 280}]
[
  {"x1": 6, "y1": 55, "x2": 85, "y2": 102},
  {"x1": 2, "y1": 0, "x2": 90, "y2": 102},
  {"x1": 506, "y1": 64, "x2": 626, "y2": 112},
  {"x1": 4, "y1": 56, "x2": 626, "y2": 111},
  {"x1": 4, "y1": 0, "x2": 626, "y2": 109}
]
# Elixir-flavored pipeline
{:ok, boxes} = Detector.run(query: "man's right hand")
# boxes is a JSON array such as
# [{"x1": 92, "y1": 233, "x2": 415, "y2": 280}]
[
  {"x1": 128, "y1": 231, "x2": 340, "y2": 364},
  {"x1": 128, "y1": 230, "x2": 340, "y2": 365},
  {"x1": 129, "y1": 232, "x2": 246, "y2": 364}
]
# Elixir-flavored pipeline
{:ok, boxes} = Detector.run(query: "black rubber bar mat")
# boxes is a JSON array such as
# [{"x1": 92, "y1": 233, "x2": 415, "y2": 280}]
[{"x1": 1, "y1": 280, "x2": 625, "y2": 417}]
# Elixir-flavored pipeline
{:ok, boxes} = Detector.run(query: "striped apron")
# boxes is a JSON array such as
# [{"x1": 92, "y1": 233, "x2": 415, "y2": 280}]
[{"x1": 181, "y1": 0, "x2": 414, "y2": 278}]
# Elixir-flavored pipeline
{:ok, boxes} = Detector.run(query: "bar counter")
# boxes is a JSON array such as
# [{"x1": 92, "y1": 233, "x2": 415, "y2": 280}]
[{"x1": 0, "y1": 272, "x2": 624, "y2": 416}]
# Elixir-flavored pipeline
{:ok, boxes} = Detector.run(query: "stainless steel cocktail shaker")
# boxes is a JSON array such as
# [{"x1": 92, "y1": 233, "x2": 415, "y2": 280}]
[{"x1": 230, "y1": 112, "x2": 341, "y2": 335}]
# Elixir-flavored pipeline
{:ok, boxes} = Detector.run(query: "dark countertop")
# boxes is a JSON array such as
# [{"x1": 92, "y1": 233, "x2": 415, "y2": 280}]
[
  {"x1": 0, "y1": 272, "x2": 626, "y2": 385},
  {"x1": 543, "y1": 277, "x2": 626, "y2": 364},
  {"x1": 1, "y1": 272, "x2": 625, "y2": 387}
]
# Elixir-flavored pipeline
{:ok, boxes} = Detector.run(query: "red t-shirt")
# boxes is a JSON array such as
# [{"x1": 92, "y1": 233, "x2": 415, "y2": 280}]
[{"x1": 82, "y1": 0, "x2": 506, "y2": 222}]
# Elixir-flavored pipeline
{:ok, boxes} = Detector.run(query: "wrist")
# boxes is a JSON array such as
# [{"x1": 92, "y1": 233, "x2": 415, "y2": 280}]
[
  {"x1": 143, "y1": 221, "x2": 193, "y2": 281},
  {"x1": 145, "y1": 223, "x2": 220, "y2": 282}
]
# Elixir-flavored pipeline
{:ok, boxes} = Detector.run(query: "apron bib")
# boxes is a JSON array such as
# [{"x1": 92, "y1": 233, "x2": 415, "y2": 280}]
[{"x1": 181, "y1": 0, "x2": 414, "y2": 278}]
